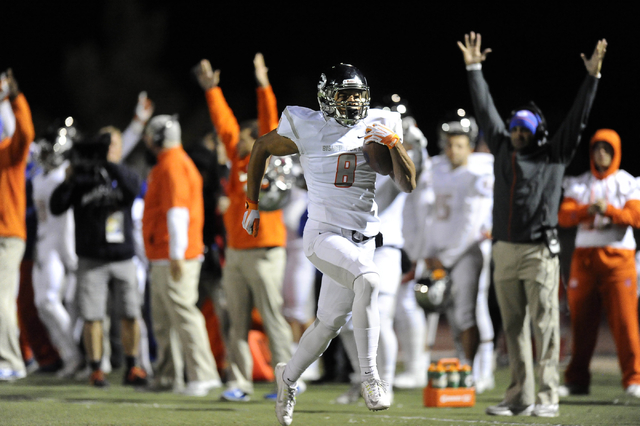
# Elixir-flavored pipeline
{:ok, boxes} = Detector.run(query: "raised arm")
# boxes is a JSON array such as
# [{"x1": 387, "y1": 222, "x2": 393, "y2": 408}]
[
  {"x1": 457, "y1": 32, "x2": 505, "y2": 153},
  {"x1": 242, "y1": 130, "x2": 299, "y2": 236},
  {"x1": 582, "y1": 39, "x2": 607, "y2": 77}
]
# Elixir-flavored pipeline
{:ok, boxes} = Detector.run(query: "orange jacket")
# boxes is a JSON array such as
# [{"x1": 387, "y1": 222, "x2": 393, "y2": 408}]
[
  {"x1": 559, "y1": 129, "x2": 640, "y2": 230},
  {"x1": 205, "y1": 85, "x2": 286, "y2": 249},
  {"x1": 142, "y1": 145, "x2": 205, "y2": 261},
  {"x1": 0, "y1": 94, "x2": 35, "y2": 240}
]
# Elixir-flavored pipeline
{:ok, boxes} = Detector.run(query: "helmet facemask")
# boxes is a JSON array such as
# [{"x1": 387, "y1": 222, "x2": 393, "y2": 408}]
[{"x1": 317, "y1": 65, "x2": 370, "y2": 127}]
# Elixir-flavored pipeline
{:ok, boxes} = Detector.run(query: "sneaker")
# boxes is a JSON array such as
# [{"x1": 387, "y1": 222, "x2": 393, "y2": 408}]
[
  {"x1": 475, "y1": 375, "x2": 495, "y2": 394},
  {"x1": 393, "y1": 371, "x2": 426, "y2": 389},
  {"x1": 220, "y1": 388, "x2": 251, "y2": 402},
  {"x1": 180, "y1": 379, "x2": 222, "y2": 396},
  {"x1": 558, "y1": 384, "x2": 589, "y2": 396},
  {"x1": 335, "y1": 382, "x2": 361, "y2": 404},
  {"x1": 626, "y1": 384, "x2": 640, "y2": 398},
  {"x1": 264, "y1": 379, "x2": 306, "y2": 401},
  {"x1": 123, "y1": 366, "x2": 149, "y2": 387},
  {"x1": 361, "y1": 377, "x2": 391, "y2": 411},
  {"x1": 533, "y1": 403, "x2": 559, "y2": 417},
  {"x1": 25, "y1": 358, "x2": 40, "y2": 374},
  {"x1": 275, "y1": 362, "x2": 296, "y2": 426},
  {"x1": 89, "y1": 370, "x2": 109, "y2": 388},
  {"x1": 56, "y1": 357, "x2": 83, "y2": 379},
  {"x1": 0, "y1": 368, "x2": 26, "y2": 381},
  {"x1": 486, "y1": 401, "x2": 533, "y2": 416}
]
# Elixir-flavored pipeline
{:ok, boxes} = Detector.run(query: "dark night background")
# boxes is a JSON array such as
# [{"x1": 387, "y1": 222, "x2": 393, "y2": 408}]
[{"x1": 4, "y1": 2, "x2": 637, "y2": 178}]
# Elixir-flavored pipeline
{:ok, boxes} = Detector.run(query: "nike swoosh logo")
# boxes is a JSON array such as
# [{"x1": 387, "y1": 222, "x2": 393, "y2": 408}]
[{"x1": 357, "y1": 135, "x2": 364, "y2": 138}]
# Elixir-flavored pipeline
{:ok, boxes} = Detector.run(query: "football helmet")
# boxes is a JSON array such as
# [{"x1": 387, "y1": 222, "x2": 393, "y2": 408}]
[
  {"x1": 414, "y1": 268, "x2": 452, "y2": 313},
  {"x1": 317, "y1": 64, "x2": 370, "y2": 127},
  {"x1": 437, "y1": 108, "x2": 479, "y2": 150},
  {"x1": 35, "y1": 117, "x2": 78, "y2": 170},
  {"x1": 258, "y1": 155, "x2": 298, "y2": 211}
]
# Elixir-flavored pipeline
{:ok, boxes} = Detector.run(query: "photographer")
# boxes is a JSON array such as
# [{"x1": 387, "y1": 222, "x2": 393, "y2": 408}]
[{"x1": 50, "y1": 132, "x2": 148, "y2": 388}]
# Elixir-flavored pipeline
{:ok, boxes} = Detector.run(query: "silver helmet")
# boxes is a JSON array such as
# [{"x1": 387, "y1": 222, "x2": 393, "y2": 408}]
[
  {"x1": 35, "y1": 117, "x2": 78, "y2": 170},
  {"x1": 414, "y1": 269, "x2": 453, "y2": 314},
  {"x1": 317, "y1": 64, "x2": 370, "y2": 127},
  {"x1": 437, "y1": 108, "x2": 479, "y2": 150},
  {"x1": 258, "y1": 155, "x2": 298, "y2": 211}
]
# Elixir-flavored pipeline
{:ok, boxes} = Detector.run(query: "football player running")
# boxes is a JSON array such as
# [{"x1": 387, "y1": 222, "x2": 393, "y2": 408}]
[{"x1": 243, "y1": 64, "x2": 416, "y2": 425}]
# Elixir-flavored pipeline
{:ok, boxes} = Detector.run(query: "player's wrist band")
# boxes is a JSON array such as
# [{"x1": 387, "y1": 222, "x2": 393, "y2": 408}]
[{"x1": 245, "y1": 199, "x2": 259, "y2": 210}]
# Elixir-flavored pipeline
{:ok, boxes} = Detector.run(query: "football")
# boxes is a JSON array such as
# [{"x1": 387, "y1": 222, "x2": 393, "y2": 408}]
[{"x1": 363, "y1": 141, "x2": 393, "y2": 175}]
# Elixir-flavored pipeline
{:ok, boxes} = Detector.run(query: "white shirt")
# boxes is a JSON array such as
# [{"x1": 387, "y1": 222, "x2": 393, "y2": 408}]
[
  {"x1": 278, "y1": 107, "x2": 403, "y2": 237},
  {"x1": 563, "y1": 170, "x2": 640, "y2": 249}
]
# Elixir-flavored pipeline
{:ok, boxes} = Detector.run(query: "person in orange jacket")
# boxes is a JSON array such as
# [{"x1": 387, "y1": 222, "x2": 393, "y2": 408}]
[
  {"x1": 194, "y1": 53, "x2": 294, "y2": 402},
  {"x1": 558, "y1": 128, "x2": 640, "y2": 398},
  {"x1": 0, "y1": 69, "x2": 36, "y2": 381}
]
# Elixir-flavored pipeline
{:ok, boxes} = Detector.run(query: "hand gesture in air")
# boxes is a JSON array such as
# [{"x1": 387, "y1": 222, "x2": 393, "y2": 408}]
[
  {"x1": 457, "y1": 31, "x2": 492, "y2": 66},
  {"x1": 582, "y1": 39, "x2": 607, "y2": 77}
]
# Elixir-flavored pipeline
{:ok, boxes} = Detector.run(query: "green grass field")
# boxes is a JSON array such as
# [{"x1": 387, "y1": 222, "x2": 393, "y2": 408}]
[{"x1": 1, "y1": 359, "x2": 639, "y2": 426}]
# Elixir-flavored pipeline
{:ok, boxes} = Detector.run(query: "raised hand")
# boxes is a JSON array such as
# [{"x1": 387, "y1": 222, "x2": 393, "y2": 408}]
[
  {"x1": 254, "y1": 52, "x2": 270, "y2": 88},
  {"x1": 457, "y1": 31, "x2": 492, "y2": 66},
  {"x1": 194, "y1": 59, "x2": 220, "y2": 90},
  {"x1": 582, "y1": 39, "x2": 607, "y2": 77}
]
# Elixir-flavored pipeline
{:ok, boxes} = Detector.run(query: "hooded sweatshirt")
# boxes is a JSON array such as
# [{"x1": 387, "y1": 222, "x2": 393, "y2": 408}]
[{"x1": 559, "y1": 129, "x2": 640, "y2": 249}]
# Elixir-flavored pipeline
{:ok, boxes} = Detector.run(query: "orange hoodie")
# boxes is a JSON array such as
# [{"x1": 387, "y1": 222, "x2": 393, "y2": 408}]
[
  {"x1": 205, "y1": 86, "x2": 286, "y2": 250},
  {"x1": 0, "y1": 94, "x2": 35, "y2": 240},
  {"x1": 559, "y1": 129, "x2": 640, "y2": 229}
]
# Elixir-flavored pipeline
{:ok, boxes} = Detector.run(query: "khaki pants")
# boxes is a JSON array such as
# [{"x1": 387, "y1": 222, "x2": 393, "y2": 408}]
[
  {"x1": 222, "y1": 247, "x2": 292, "y2": 394},
  {"x1": 150, "y1": 260, "x2": 219, "y2": 386},
  {"x1": 0, "y1": 237, "x2": 26, "y2": 373},
  {"x1": 492, "y1": 241, "x2": 560, "y2": 406}
]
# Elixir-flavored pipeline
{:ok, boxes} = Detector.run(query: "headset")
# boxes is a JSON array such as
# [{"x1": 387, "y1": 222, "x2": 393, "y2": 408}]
[{"x1": 506, "y1": 101, "x2": 549, "y2": 146}]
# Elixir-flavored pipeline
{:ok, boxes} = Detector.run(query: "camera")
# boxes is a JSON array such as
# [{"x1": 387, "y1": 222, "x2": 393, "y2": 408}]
[{"x1": 69, "y1": 132, "x2": 111, "y2": 184}]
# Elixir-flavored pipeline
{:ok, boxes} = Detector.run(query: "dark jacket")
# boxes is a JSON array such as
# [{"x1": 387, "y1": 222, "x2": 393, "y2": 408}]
[
  {"x1": 467, "y1": 69, "x2": 599, "y2": 243},
  {"x1": 50, "y1": 162, "x2": 140, "y2": 261}
]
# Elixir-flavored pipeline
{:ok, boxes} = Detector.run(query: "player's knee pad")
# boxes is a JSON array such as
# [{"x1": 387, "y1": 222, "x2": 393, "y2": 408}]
[
  {"x1": 307, "y1": 318, "x2": 341, "y2": 342},
  {"x1": 353, "y1": 272, "x2": 380, "y2": 300}
]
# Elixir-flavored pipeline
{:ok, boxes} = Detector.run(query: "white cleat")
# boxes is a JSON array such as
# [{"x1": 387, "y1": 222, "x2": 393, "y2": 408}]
[
  {"x1": 275, "y1": 363, "x2": 297, "y2": 425},
  {"x1": 361, "y1": 378, "x2": 391, "y2": 411}
]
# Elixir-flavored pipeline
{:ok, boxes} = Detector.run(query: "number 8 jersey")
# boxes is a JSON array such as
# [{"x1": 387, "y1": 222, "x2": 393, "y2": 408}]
[{"x1": 277, "y1": 106, "x2": 402, "y2": 237}]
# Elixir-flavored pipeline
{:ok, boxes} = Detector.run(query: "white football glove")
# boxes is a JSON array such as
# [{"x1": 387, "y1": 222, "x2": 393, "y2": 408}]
[
  {"x1": 364, "y1": 123, "x2": 400, "y2": 149},
  {"x1": 135, "y1": 91, "x2": 154, "y2": 123},
  {"x1": 242, "y1": 199, "x2": 261, "y2": 237}
]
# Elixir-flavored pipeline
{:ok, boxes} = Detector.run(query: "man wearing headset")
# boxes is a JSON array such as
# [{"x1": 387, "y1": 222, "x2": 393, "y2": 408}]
[{"x1": 458, "y1": 32, "x2": 607, "y2": 417}]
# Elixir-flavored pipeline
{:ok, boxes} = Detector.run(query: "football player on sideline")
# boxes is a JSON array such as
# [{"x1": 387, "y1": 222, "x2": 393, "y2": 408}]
[{"x1": 243, "y1": 64, "x2": 416, "y2": 425}]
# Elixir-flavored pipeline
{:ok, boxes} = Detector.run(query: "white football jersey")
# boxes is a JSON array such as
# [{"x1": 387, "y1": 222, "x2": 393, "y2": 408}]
[
  {"x1": 278, "y1": 107, "x2": 402, "y2": 237},
  {"x1": 563, "y1": 170, "x2": 640, "y2": 249},
  {"x1": 423, "y1": 152, "x2": 494, "y2": 267},
  {"x1": 32, "y1": 161, "x2": 76, "y2": 258}
]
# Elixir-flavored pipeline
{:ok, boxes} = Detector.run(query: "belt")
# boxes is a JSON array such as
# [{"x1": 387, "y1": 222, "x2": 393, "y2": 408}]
[{"x1": 341, "y1": 229, "x2": 372, "y2": 243}]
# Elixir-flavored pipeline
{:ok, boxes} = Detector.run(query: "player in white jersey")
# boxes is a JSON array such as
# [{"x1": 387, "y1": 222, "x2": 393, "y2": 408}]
[
  {"x1": 409, "y1": 110, "x2": 495, "y2": 389},
  {"x1": 242, "y1": 64, "x2": 416, "y2": 425},
  {"x1": 32, "y1": 120, "x2": 82, "y2": 378}
]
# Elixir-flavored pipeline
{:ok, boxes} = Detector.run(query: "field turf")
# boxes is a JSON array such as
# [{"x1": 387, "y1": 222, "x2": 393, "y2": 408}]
[{"x1": 1, "y1": 358, "x2": 639, "y2": 425}]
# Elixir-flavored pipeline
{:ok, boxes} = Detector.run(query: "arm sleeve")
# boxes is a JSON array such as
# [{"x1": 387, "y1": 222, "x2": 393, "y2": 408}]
[
  {"x1": 167, "y1": 207, "x2": 189, "y2": 260},
  {"x1": 605, "y1": 199, "x2": 640, "y2": 228},
  {"x1": 466, "y1": 69, "x2": 508, "y2": 154},
  {"x1": 205, "y1": 87, "x2": 240, "y2": 159},
  {"x1": 121, "y1": 119, "x2": 145, "y2": 160},
  {"x1": 551, "y1": 75, "x2": 599, "y2": 163},
  {"x1": 558, "y1": 197, "x2": 591, "y2": 228},
  {"x1": 105, "y1": 162, "x2": 141, "y2": 204},
  {"x1": 0, "y1": 94, "x2": 34, "y2": 168},
  {"x1": 257, "y1": 85, "x2": 279, "y2": 136}
]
